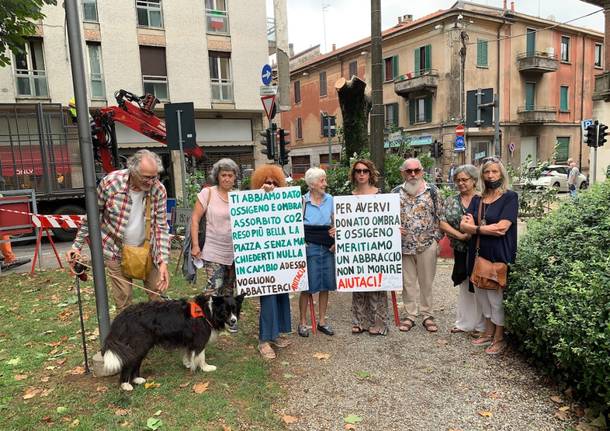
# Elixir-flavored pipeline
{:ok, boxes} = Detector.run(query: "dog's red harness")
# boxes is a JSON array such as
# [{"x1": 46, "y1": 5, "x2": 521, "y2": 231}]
[{"x1": 188, "y1": 301, "x2": 213, "y2": 328}]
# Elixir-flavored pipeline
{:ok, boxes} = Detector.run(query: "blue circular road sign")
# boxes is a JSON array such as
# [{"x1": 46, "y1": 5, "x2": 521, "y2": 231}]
[{"x1": 261, "y1": 64, "x2": 273, "y2": 86}]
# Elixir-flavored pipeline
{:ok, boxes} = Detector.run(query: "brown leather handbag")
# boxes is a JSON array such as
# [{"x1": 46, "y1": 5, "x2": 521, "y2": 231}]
[
  {"x1": 121, "y1": 194, "x2": 153, "y2": 280},
  {"x1": 470, "y1": 198, "x2": 507, "y2": 290}
]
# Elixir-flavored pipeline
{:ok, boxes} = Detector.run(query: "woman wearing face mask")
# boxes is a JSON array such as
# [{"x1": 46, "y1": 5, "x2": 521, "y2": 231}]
[{"x1": 460, "y1": 157, "x2": 518, "y2": 355}]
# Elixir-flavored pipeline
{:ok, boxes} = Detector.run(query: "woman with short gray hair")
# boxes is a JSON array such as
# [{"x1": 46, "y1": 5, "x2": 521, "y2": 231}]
[
  {"x1": 440, "y1": 164, "x2": 485, "y2": 334},
  {"x1": 191, "y1": 158, "x2": 240, "y2": 300}
]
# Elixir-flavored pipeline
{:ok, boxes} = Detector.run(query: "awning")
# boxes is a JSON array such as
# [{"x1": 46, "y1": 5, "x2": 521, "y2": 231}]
[{"x1": 0, "y1": 145, "x2": 71, "y2": 177}]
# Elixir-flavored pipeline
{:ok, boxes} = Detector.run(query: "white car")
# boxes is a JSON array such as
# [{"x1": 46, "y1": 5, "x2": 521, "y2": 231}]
[{"x1": 520, "y1": 165, "x2": 588, "y2": 192}]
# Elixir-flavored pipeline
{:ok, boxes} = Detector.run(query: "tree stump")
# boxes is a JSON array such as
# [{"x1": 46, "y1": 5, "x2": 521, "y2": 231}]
[{"x1": 335, "y1": 76, "x2": 371, "y2": 160}]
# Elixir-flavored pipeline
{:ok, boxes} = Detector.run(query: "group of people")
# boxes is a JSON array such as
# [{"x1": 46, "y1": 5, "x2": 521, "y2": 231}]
[{"x1": 67, "y1": 148, "x2": 518, "y2": 361}]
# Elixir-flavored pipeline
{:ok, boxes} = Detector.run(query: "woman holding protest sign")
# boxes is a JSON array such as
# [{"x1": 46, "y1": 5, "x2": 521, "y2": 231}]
[
  {"x1": 190, "y1": 158, "x2": 239, "y2": 298},
  {"x1": 349, "y1": 159, "x2": 389, "y2": 336},
  {"x1": 439, "y1": 164, "x2": 485, "y2": 335},
  {"x1": 298, "y1": 167, "x2": 336, "y2": 337},
  {"x1": 250, "y1": 165, "x2": 292, "y2": 360}
]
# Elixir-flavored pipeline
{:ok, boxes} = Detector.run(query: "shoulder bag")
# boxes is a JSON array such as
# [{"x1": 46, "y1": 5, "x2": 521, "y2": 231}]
[
  {"x1": 121, "y1": 194, "x2": 153, "y2": 280},
  {"x1": 469, "y1": 198, "x2": 508, "y2": 290}
]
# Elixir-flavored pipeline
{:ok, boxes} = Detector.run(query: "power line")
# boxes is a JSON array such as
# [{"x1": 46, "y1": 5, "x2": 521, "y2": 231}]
[{"x1": 465, "y1": 8, "x2": 603, "y2": 46}]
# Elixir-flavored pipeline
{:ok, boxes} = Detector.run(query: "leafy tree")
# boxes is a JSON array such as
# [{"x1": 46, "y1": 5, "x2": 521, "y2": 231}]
[{"x1": 0, "y1": 0, "x2": 57, "y2": 67}]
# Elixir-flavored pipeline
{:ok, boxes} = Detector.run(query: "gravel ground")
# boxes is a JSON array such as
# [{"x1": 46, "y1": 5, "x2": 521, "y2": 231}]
[{"x1": 272, "y1": 260, "x2": 570, "y2": 431}]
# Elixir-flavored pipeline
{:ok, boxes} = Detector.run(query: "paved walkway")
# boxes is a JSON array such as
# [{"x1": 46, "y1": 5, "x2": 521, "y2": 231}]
[{"x1": 273, "y1": 261, "x2": 568, "y2": 431}]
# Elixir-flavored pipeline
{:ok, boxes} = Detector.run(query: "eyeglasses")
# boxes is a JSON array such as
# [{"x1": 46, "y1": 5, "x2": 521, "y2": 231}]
[
  {"x1": 353, "y1": 168, "x2": 370, "y2": 175},
  {"x1": 264, "y1": 180, "x2": 279, "y2": 186},
  {"x1": 481, "y1": 156, "x2": 501, "y2": 164},
  {"x1": 402, "y1": 168, "x2": 422, "y2": 175},
  {"x1": 454, "y1": 178, "x2": 472, "y2": 183},
  {"x1": 139, "y1": 174, "x2": 158, "y2": 182}
]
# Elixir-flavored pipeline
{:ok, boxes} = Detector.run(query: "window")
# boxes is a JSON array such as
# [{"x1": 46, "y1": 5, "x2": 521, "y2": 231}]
[
  {"x1": 409, "y1": 96, "x2": 431, "y2": 124},
  {"x1": 595, "y1": 43, "x2": 603, "y2": 68},
  {"x1": 319, "y1": 71, "x2": 327, "y2": 97},
  {"x1": 87, "y1": 43, "x2": 105, "y2": 99},
  {"x1": 320, "y1": 114, "x2": 336, "y2": 137},
  {"x1": 296, "y1": 117, "x2": 303, "y2": 139},
  {"x1": 384, "y1": 55, "x2": 398, "y2": 81},
  {"x1": 525, "y1": 82, "x2": 536, "y2": 110},
  {"x1": 140, "y1": 46, "x2": 168, "y2": 101},
  {"x1": 137, "y1": 0, "x2": 163, "y2": 28},
  {"x1": 560, "y1": 86, "x2": 569, "y2": 112},
  {"x1": 384, "y1": 103, "x2": 399, "y2": 128},
  {"x1": 205, "y1": 0, "x2": 229, "y2": 34},
  {"x1": 14, "y1": 38, "x2": 48, "y2": 97},
  {"x1": 526, "y1": 28, "x2": 536, "y2": 56},
  {"x1": 83, "y1": 0, "x2": 98, "y2": 22},
  {"x1": 560, "y1": 36, "x2": 570, "y2": 62},
  {"x1": 319, "y1": 153, "x2": 340, "y2": 165},
  {"x1": 294, "y1": 80, "x2": 301, "y2": 104},
  {"x1": 291, "y1": 155, "x2": 310, "y2": 175},
  {"x1": 477, "y1": 39, "x2": 488, "y2": 67},
  {"x1": 348, "y1": 60, "x2": 357, "y2": 78},
  {"x1": 208, "y1": 51, "x2": 233, "y2": 101},
  {"x1": 555, "y1": 137, "x2": 569, "y2": 162},
  {"x1": 414, "y1": 45, "x2": 431, "y2": 75}
]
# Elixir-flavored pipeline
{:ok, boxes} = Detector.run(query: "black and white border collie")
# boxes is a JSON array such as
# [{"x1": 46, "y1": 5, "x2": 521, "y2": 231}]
[{"x1": 102, "y1": 293, "x2": 245, "y2": 391}]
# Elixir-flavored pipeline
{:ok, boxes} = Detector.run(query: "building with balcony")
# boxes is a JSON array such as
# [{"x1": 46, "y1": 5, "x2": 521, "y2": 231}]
[
  {"x1": 0, "y1": 0, "x2": 269, "y2": 197},
  {"x1": 280, "y1": 1, "x2": 603, "y2": 176}
]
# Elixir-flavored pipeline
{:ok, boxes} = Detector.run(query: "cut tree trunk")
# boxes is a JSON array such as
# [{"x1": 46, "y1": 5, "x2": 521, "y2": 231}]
[{"x1": 335, "y1": 76, "x2": 371, "y2": 159}]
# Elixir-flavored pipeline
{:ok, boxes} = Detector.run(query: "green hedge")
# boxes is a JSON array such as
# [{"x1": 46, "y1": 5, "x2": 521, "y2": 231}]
[{"x1": 505, "y1": 180, "x2": 610, "y2": 410}]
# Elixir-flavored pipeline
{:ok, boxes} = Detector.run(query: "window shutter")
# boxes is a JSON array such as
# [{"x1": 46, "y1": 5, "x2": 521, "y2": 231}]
[
  {"x1": 321, "y1": 114, "x2": 325, "y2": 136},
  {"x1": 560, "y1": 86, "x2": 569, "y2": 111},
  {"x1": 409, "y1": 99, "x2": 415, "y2": 124},
  {"x1": 424, "y1": 96, "x2": 432, "y2": 123},
  {"x1": 424, "y1": 45, "x2": 431, "y2": 71},
  {"x1": 393, "y1": 103, "x2": 399, "y2": 126},
  {"x1": 392, "y1": 56, "x2": 399, "y2": 79},
  {"x1": 414, "y1": 49, "x2": 420, "y2": 75}
]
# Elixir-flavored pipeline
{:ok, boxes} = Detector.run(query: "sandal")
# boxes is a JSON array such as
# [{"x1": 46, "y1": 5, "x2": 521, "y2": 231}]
[
  {"x1": 271, "y1": 337, "x2": 292, "y2": 348},
  {"x1": 398, "y1": 318, "x2": 415, "y2": 332},
  {"x1": 485, "y1": 340, "x2": 506, "y2": 355},
  {"x1": 297, "y1": 324, "x2": 310, "y2": 338},
  {"x1": 258, "y1": 342, "x2": 276, "y2": 360},
  {"x1": 450, "y1": 327, "x2": 465, "y2": 334},
  {"x1": 352, "y1": 325, "x2": 365, "y2": 334},
  {"x1": 368, "y1": 325, "x2": 388, "y2": 336},
  {"x1": 471, "y1": 335, "x2": 493, "y2": 346},
  {"x1": 422, "y1": 317, "x2": 438, "y2": 333}
]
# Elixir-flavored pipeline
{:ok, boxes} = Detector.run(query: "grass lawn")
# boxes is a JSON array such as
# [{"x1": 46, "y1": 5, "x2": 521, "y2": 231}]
[{"x1": 0, "y1": 259, "x2": 284, "y2": 430}]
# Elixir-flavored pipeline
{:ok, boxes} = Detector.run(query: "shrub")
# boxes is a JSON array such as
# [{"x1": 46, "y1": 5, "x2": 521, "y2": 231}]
[{"x1": 505, "y1": 180, "x2": 610, "y2": 410}]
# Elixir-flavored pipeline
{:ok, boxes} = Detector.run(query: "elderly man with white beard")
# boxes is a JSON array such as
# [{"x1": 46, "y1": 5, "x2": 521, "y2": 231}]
[{"x1": 392, "y1": 158, "x2": 444, "y2": 333}]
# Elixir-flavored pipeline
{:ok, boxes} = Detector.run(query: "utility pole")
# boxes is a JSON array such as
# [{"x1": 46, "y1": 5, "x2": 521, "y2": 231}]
[
  {"x1": 370, "y1": 0, "x2": 385, "y2": 190},
  {"x1": 274, "y1": 0, "x2": 291, "y2": 111},
  {"x1": 65, "y1": 0, "x2": 110, "y2": 343}
]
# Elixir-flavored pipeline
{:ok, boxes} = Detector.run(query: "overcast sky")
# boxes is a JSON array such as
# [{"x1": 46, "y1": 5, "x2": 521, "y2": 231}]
[{"x1": 266, "y1": 0, "x2": 605, "y2": 55}]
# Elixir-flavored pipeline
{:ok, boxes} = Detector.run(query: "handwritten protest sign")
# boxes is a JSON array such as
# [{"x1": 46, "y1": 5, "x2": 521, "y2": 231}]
[
  {"x1": 229, "y1": 186, "x2": 308, "y2": 297},
  {"x1": 334, "y1": 194, "x2": 402, "y2": 292}
]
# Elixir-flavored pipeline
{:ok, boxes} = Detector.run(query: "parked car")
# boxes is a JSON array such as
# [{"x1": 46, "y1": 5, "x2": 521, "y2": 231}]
[{"x1": 516, "y1": 165, "x2": 588, "y2": 192}]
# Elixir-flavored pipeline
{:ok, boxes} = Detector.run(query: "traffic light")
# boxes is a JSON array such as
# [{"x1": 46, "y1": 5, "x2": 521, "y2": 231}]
[
  {"x1": 597, "y1": 123, "x2": 608, "y2": 147},
  {"x1": 259, "y1": 128, "x2": 274, "y2": 160},
  {"x1": 585, "y1": 123, "x2": 597, "y2": 147},
  {"x1": 431, "y1": 141, "x2": 443, "y2": 158},
  {"x1": 279, "y1": 128, "x2": 291, "y2": 166}
]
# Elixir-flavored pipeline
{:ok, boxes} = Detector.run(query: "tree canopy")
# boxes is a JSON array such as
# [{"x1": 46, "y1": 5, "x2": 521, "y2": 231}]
[{"x1": 0, "y1": 0, "x2": 57, "y2": 67}]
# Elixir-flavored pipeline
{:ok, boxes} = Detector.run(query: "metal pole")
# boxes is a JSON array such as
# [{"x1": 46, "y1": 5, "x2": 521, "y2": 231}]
[
  {"x1": 176, "y1": 110, "x2": 187, "y2": 205},
  {"x1": 65, "y1": 0, "x2": 110, "y2": 343},
  {"x1": 271, "y1": 122, "x2": 277, "y2": 163},
  {"x1": 274, "y1": 0, "x2": 291, "y2": 111},
  {"x1": 370, "y1": 0, "x2": 385, "y2": 190},
  {"x1": 327, "y1": 116, "x2": 333, "y2": 168}
]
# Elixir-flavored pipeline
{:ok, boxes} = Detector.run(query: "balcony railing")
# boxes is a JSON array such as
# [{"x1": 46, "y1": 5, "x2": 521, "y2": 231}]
[
  {"x1": 517, "y1": 51, "x2": 559, "y2": 73},
  {"x1": 15, "y1": 69, "x2": 49, "y2": 97},
  {"x1": 143, "y1": 75, "x2": 168, "y2": 101},
  {"x1": 211, "y1": 79, "x2": 233, "y2": 102},
  {"x1": 394, "y1": 69, "x2": 438, "y2": 96},
  {"x1": 517, "y1": 105, "x2": 557, "y2": 123},
  {"x1": 593, "y1": 71, "x2": 610, "y2": 101},
  {"x1": 206, "y1": 9, "x2": 229, "y2": 34}
]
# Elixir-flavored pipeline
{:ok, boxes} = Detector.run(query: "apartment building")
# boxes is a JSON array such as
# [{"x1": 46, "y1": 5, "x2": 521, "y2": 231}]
[
  {"x1": 0, "y1": 0, "x2": 269, "y2": 196},
  {"x1": 282, "y1": 1, "x2": 604, "y2": 177}
]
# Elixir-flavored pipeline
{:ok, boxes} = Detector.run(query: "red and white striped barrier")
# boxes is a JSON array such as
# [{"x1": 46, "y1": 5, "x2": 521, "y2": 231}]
[{"x1": 0, "y1": 208, "x2": 84, "y2": 230}]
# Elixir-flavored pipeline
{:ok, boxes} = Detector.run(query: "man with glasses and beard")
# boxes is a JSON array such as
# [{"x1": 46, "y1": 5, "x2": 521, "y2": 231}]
[
  {"x1": 392, "y1": 158, "x2": 443, "y2": 334},
  {"x1": 67, "y1": 149, "x2": 170, "y2": 313}
]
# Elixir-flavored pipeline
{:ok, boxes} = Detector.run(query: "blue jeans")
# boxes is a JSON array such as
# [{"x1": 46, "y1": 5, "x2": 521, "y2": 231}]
[{"x1": 569, "y1": 184, "x2": 577, "y2": 198}]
